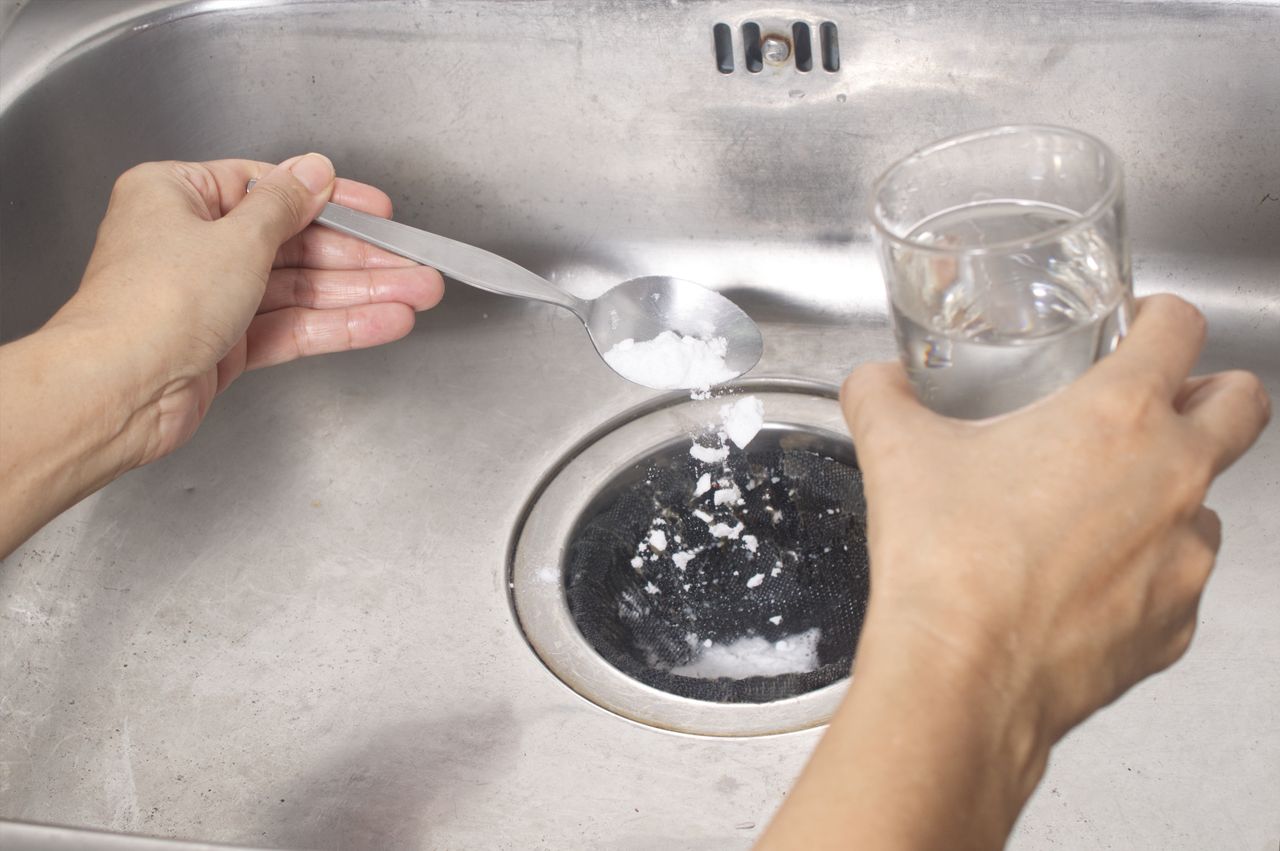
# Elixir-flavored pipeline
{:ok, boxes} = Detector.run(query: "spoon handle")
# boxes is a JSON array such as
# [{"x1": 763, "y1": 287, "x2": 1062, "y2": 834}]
[{"x1": 248, "y1": 181, "x2": 586, "y2": 315}]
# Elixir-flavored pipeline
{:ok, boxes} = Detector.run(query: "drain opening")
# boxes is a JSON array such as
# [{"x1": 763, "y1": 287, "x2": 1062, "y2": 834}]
[{"x1": 564, "y1": 425, "x2": 869, "y2": 704}]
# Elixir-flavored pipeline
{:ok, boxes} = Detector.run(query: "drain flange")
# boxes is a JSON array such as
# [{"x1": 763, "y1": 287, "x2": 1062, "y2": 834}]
[{"x1": 511, "y1": 389, "x2": 868, "y2": 736}]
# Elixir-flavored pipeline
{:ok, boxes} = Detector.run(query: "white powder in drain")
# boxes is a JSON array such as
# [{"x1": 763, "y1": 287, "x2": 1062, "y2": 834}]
[
  {"x1": 694, "y1": 473, "x2": 712, "y2": 495},
  {"x1": 742, "y1": 534, "x2": 758, "y2": 553},
  {"x1": 713, "y1": 484, "x2": 742, "y2": 506},
  {"x1": 720, "y1": 396, "x2": 765, "y2": 449},
  {"x1": 602, "y1": 331, "x2": 737, "y2": 390},
  {"x1": 647, "y1": 529, "x2": 668, "y2": 551},
  {"x1": 670, "y1": 628, "x2": 822, "y2": 679},
  {"x1": 708, "y1": 521, "x2": 744, "y2": 540},
  {"x1": 745, "y1": 572, "x2": 764, "y2": 588},
  {"x1": 672, "y1": 550, "x2": 697, "y2": 570}
]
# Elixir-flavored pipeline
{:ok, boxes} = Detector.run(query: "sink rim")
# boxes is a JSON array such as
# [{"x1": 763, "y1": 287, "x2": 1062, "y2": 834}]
[{"x1": 510, "y1": 384, "x2": 856, "y2": 737}]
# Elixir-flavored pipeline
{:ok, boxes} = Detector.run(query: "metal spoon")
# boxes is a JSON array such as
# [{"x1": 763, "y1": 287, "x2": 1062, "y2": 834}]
[{"x1": 256, "y1": 183, "x2": 764, "y2": 389}]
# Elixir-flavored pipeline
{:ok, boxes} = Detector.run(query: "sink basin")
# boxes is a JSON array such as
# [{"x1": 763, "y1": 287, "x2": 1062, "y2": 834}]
[{"x1": 1, "y1": 1, "x2": 1277, "y2": 848}]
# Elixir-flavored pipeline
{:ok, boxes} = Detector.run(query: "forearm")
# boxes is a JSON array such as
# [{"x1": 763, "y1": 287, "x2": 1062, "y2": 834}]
[
  {"x1": 759, "y1": 611, "x2": 1050, "y2": 851},
  {"x1": 0, "y1": 318, "x2": 151, "y2": 557}
]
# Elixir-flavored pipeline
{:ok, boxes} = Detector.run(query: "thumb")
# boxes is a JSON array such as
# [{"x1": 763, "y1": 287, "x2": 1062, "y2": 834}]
[
  {"x1": 840, "y1": 361, "x2": 928, "y2": 447},
  {"x1": 227, "y1": 152, "x2": 335, "y2": 251}
]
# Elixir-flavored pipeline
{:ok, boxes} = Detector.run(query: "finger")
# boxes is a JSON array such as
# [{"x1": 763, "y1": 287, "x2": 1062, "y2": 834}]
[
  {"x1": 1176, "y1": 369, "x2": 1271, "y2": 475},
  {"x1": 840, "y1": 361, "x2": 931, "y2": 447},
  {"x1": 180, "y1": 158, "x2": 391, "y2": 217},
  {"x1": 1087, "y1": 295, "x2": 1206, "y2": 399},
  {"x1": 243, "y1": 303, "x2": 417, "y2": 371},
  {"x1": 260, "y1": 265, "x2": 445, "y2": 313},
  {"x1": 224, "y1": 153, "x2": 336, "y2": 253},
  {"x1": 272, "y1": 224, "x2": 421, "y2": 271},
  {"x1": 194, "y1": 159, "x2": 403, "y2": 269}
]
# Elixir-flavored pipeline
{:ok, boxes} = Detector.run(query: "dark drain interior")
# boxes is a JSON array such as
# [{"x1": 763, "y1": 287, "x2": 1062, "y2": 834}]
[{"x1": 565, "y1": 426, "x2": 870, "y2": 704}]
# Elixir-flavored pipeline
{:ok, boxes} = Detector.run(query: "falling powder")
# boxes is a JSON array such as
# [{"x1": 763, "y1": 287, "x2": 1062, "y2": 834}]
[
  {"x1": 602, "y1": 331, "x2": 737, "y2": 390},
  {"x1": 720, "y1": 396, "x2": 765, "y2": 449}
]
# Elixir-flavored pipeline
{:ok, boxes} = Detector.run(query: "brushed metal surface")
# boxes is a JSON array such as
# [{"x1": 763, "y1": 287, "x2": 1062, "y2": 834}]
[{"x1": 1, "y1": 1, "x2": 1277, "y2": 849}]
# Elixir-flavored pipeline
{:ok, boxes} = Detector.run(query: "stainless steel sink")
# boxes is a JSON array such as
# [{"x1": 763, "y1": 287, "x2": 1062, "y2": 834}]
[{"x1": 1, "y1": 1, "x2": 1277, "y2": 849}]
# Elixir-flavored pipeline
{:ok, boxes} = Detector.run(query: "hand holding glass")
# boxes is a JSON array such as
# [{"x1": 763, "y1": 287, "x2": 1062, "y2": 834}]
[{"x1": 870, "y1": 125, "x2": 1134, "y2": 419}]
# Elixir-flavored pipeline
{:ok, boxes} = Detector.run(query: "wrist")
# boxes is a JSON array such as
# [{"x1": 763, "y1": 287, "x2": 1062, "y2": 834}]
[
  {"x1": 854, "y1": 604, "x2": 1054, "y2": 808},
  {"x1": 761, "y1": 605, "x2": 1053, "y2": 851},
  {"x1": 28, "y1": 309, "x2": 160, "y2": 472}
]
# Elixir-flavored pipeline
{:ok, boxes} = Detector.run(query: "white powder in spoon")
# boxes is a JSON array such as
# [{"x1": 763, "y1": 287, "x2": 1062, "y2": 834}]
[{"x1": 602, "y1": 331, "x2": 737, "y2": 390}]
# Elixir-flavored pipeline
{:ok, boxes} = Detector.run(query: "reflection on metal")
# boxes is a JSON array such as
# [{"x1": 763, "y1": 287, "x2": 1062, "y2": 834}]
[{"x1": 1, "y1": 1, "x2": 1278, "y2": 849}]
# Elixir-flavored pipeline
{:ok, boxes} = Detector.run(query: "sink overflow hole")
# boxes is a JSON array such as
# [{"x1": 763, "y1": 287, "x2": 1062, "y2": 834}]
[
  {"x1": 792, "y1": 22, "x2": 814, "y2": 72},
  {"x1": 741, "y1": 21, "x2": 764, "y2": 73},
  {"x1": 713, "y1": 22, "x2": 734, "y2": 74},
  {"x1": 820, "y1": 21, "x2": 840, "y2": 72},
  {"x1": 713, "y1": 21, "x2": 838, "y2": 74}
]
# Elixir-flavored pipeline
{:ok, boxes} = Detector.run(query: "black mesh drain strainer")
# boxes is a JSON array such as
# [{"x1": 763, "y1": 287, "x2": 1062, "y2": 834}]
[{"x1": 565, "y1": 428, "x2": 870, "y2": 704}]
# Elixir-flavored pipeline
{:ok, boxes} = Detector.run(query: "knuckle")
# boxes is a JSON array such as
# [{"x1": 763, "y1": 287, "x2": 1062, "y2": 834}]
[
  {"x1": 111, "y1": 161, "x2": 170, "y2": 196},
  {"x1": 255, "y1": 181, "x2": 305, "y2": 225},
  {"x1": 290, "y1": 268, "x2": 315, "y2": 308},
  {"x1": 290, "y1": 309, "x2": 312, "y2": 357},
  {"x1": 1166, "y1": 620, "x2": 1197, "y2": 666},
  {"x1": 1175, "y1": 547, "x2": 1216, "y2": 598},
  {"x1": 1091, "y1": 375, "x2": 1161, "y2": 430}
]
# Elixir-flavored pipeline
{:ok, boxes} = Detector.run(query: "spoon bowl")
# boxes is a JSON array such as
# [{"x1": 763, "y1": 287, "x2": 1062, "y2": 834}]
[
  {"x1": 262, "y1": 182, "x2": 765, "y2": 390},
  {"x1": 583, "y1": 275, "x2": 764, "y2": 387}
]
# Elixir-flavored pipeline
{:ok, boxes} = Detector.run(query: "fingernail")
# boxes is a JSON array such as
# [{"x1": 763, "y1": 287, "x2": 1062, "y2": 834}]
[{"x1": 289, "y1": 152, "x2": 334, "y2": 194}]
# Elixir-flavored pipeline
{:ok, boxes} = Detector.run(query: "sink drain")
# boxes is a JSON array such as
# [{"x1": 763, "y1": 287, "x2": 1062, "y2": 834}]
[{"x1": 511, "y1": 388, "x2": 870, "y2": 736}]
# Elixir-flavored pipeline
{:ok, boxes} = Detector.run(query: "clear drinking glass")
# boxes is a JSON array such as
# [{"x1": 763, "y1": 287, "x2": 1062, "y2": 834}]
[{"x1": 870, "y1": 125, "x2": 1133, "y2": 419}]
